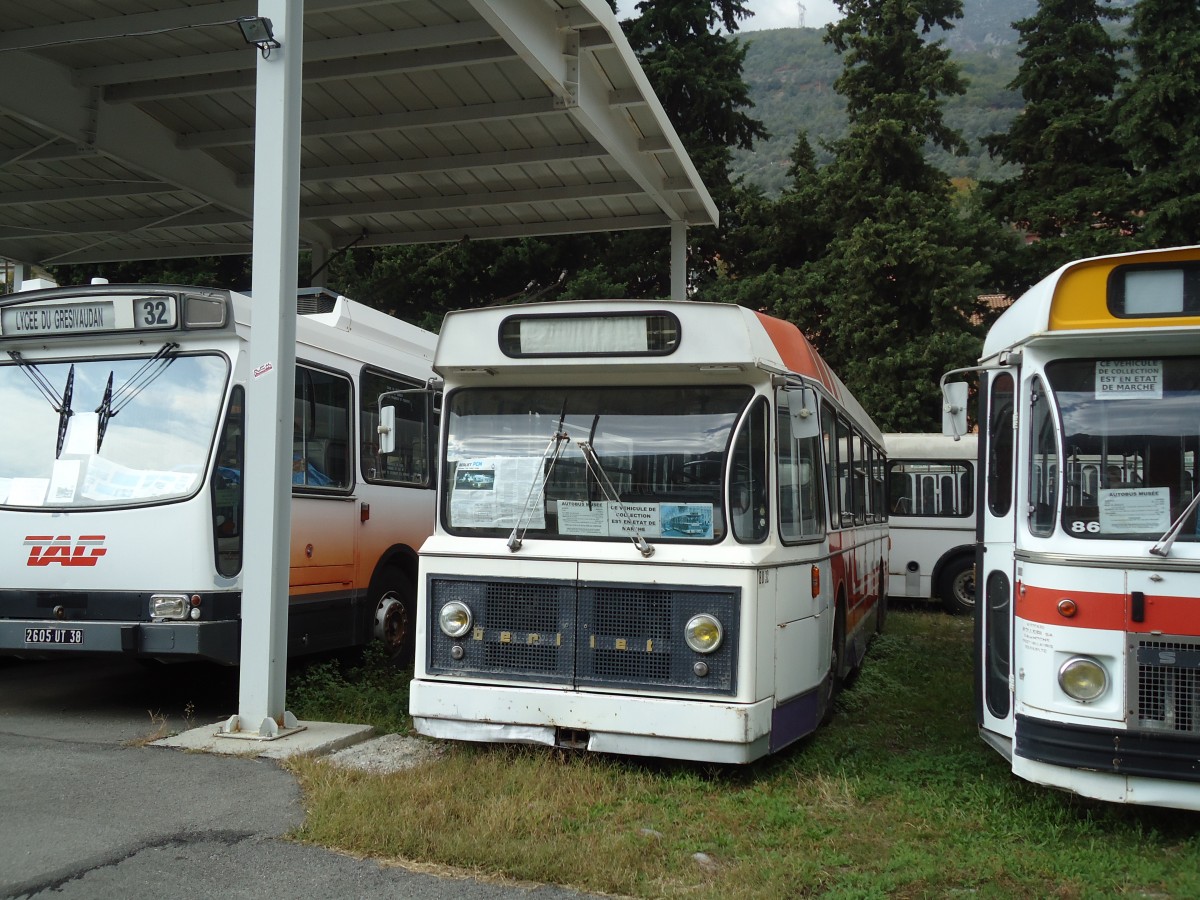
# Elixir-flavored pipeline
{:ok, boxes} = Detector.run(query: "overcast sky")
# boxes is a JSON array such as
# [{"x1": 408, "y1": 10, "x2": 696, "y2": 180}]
[{"x1": 615, "y1": 1, "x2": 841, "y2": 31}]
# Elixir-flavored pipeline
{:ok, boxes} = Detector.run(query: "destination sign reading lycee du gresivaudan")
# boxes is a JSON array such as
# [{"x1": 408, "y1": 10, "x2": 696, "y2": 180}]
[{"x1": 0, "y1": 295, "x2": 177, "y2": 336}]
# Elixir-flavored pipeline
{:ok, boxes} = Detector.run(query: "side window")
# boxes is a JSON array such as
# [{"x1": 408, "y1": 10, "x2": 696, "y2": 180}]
[
  {"x1": 776, "y1": 390, "x2": 825, "y2": 543},
  {"x1": 1028, "y1": 376, "x2": 1058, "y2": 536},
  {"x1": 821, "y1": 402, "x2": 840, "y2": 527},
  {"x1": 294, "y1": 365, "x2": 352, "y2": 491},
  {"x1": 888, "y1": 460, "x2": 974, "y2": 517},
  {"x1": 361, "y1": 368, "x2": 434, "y2": 487},
  {"x1": 837, "y1": 416, "x2": 854, "y2": 527},
  {"x1": 853, "y1": 432, "x2": 867, "y2": 524},
  {"x1": 211, "y1": 386, "x2": 244, "y2": 577},
  {"x1": 988, "y1": 372, "x2": 1015, "y2": 516},
  {"x1": 872, "y1": 446, "x2": 887, "y2": 521},
  {"x1": 730, "y1": 397, "x2": 770, "y2": 543}
]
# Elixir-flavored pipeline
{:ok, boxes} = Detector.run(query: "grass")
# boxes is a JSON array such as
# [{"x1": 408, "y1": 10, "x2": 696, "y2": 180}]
[{"x1": 285, "y1": 608, "x2": 1200, "y2": 898}]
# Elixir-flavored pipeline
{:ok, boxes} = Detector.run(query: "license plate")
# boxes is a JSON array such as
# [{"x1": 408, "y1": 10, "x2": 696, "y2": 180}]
[{"x1": 24, "y1": 627, "x2": 84, "y2": 645}]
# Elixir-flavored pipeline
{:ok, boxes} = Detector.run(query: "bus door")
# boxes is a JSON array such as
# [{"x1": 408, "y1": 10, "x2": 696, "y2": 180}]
[
  {"x1": 979, "y1": 369, "x2": 1017, "y2": 744},
  {"x1": 774, "y1": 385, "x2": 827, "y2": 704},
  {"x1": 289, "y1": 367, "x2": 358, "y2": 621}
]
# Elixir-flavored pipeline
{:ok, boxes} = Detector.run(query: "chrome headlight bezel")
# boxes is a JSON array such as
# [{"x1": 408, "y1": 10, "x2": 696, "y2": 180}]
[
  {"x1": 1058, "y1": 655, "x2": 1108, "y2": 702},
  {"x1": 438, "y1": 600, "x2": 473, "y2": 639},
  {"x1": 684, "y1": 613, "x2": 723, "y2": 654}
]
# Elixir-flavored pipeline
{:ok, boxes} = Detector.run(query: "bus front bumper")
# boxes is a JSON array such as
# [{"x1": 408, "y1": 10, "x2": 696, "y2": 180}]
[
  {"x1": 0, "y1": 618, "x2": 241, "y2": 665},
  {"x1": 411, "y1": 678, "x2": 773, "y2": 764}
]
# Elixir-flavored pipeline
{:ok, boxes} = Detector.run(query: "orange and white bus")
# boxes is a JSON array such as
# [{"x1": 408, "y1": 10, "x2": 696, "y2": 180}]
[
  {"x1": 944, "y1": 245, "x2": 1200, "y2": 810},
  {"x1": 409, "y1": 299, "x2": 888, "y2": 763},
  {"x1": 0, "y1": 281, "x2": 437, "y2": 665}
]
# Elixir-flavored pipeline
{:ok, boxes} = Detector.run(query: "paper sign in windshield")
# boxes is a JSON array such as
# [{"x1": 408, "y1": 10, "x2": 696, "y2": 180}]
[
  {"x1": 450, "y1": 457, "x2": 545, "y2": 529},
  {"x1": 1099, "y1": 487, "x2": 1170, "y2": 533},
  {"x1": 558, "y1": 500, "x2": 713, "y2": 539},
  {"x1": 1095, "y1": 360, "x2": 1162, "y2": 400}
]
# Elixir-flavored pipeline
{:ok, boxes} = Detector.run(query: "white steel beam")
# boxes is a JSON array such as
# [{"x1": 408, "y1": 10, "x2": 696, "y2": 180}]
[{"x1": 230, "y1": 0, "x2": 304, "y2": 740}]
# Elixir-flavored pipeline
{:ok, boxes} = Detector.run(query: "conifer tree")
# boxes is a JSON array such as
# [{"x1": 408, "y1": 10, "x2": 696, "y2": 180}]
[
  {"x1": 1115, "y1": 0, "x2": 1200, "y2": 247},
  {"x1": 981, "y1": 0, "x2": 1135, "y2": 290},
  {"x1": 781, "y1": 0, "x2": 990, "y2": 432}
]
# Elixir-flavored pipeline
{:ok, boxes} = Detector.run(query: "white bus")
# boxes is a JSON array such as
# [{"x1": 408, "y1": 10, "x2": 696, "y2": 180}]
[
  {"x1": 885, "y1": 433, "x2": 977, "y2": 614},
  {"x1": 408, "y1": 299, "x2": 888, "y2": 764},
  {"x1": 945, "y1": 245, "x2": 1200, "y2": 811},
  {"x1": 0, "y1": 282, "x2": 438, "y2": 665}
]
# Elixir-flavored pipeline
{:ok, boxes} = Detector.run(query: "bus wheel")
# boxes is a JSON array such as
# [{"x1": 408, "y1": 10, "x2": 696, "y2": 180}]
[
  {"x1": 373, "y1": 566, "x2": 416, "y2": 666},
  {"x1": 819, "y1": 609, "x2": 842, "y2": 724},
  {"x1": 938, "y1": 557, "x2": 976, "y2": 615}
]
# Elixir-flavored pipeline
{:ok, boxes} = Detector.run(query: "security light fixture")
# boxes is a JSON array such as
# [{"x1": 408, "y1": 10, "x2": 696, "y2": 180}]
[{"x1": 237, "y1": 16, "x2": 280, "y2": 58}]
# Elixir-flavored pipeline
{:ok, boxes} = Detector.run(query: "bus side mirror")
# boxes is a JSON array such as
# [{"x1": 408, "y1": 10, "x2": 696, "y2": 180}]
[
  {"x1": 789, "y1": 389, "x2": 820, "y2": 440},
  {"x1": 942, "y1": 381, "x2": 968, "y2": 439},
  {"x1": 378, "y1": 405, "x2": 396, "y2": 454}
]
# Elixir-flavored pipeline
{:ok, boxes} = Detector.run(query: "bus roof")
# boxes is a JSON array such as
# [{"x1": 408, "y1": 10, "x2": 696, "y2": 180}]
[
  {"x1": 982, "y1": 245, "x2": 1200, "y2": 359},
  {"x1": 435, "y1": 299, "x2": 878, "y2": 423}
]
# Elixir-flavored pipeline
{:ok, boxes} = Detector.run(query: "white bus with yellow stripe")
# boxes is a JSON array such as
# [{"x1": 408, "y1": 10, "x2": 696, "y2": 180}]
[{"x1": 944, "y1": 246, "x2": 1200, "y2": 810}]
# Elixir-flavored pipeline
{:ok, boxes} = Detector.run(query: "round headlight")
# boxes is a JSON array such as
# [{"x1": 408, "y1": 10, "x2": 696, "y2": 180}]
[
  {"x1": 1058, "y1": 656, "x2": 1108, "y2": 702},
  {"x1": 438, "y1": 601, "x2": 473, "y2": 638},
  {"x1": 684, "y1": 614, "x2": 723, "y2": 654}
]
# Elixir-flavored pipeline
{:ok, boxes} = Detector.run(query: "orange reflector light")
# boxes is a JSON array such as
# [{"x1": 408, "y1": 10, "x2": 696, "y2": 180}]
[
  {"x1": 811, "y1": 565, "x2": 820, "y2": 598},
  {"x1": 1057, "y1": 598, "x2": 1078, "y2": 618}
]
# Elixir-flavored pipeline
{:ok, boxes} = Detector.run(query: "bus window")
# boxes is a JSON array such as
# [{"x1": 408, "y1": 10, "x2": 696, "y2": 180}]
[
  {"x1": 211, "y1": 385, "x2": 244, "y2": 577},
  {"x1": 362, "y1": 368, "x2": 433, "y2": 486},
  {"x1": 837, "y1": 415, "x2": 854, "y2": 527},
  {"x1": 777, "y1": 390, "x2": 825, "y2": 542},
  {"x1": 1027, "y1": 376, "x2": 1057, "y2": 536},
  {"x1": 987, "y1": 373, "x2": 1015, "y2": 516},
  {"x1": 821, "y1": 402, "x2": 840, "y2": 527},
  {"x1": 294, "y1": 366, "x2": 352, "y2": 490},
  {"x1": 730, "y1": 397, "x2": 769, "y2": 543}
]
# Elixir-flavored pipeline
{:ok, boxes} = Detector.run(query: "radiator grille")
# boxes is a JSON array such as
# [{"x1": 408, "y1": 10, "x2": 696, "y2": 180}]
[
  {"x1": 426, "y1": 576, "x2": 738, "y2": 694},
  {"x1": 1131, "y1": 637, "x2": 1200, "y2": 735}
]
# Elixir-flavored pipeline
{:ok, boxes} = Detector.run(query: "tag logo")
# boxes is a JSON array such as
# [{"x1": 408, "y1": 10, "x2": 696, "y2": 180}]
[{"x1": 24, "y1": 535, "x2": 107, "y2": 567}]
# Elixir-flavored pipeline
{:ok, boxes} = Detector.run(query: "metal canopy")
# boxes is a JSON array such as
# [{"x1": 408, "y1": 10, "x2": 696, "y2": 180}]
[{"x1": 0, "y1": 0, "x2": 717, "y2": 270}]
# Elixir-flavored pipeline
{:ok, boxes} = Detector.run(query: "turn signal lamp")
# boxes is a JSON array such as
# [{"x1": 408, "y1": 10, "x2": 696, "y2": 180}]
[{"x1": 1057, "y1": 598, "x2": 1078, "y2": 618}]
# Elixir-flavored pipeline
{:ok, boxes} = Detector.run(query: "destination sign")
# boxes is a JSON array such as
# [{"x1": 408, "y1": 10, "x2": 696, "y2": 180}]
[{"x1": 0, "y1": 294, "x2": 178, "y2": 337}]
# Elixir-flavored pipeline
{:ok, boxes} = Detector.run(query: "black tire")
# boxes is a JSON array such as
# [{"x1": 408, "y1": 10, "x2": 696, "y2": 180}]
[
  {"x1": 820, "y1": 604, "x2": 846, "y2": 724},
  {"x1": 371, "y1": 565, "x2": 417, "y2": 666},
  {"x1": 938, "y1": 556, "x2": 976, "y2": 615}
]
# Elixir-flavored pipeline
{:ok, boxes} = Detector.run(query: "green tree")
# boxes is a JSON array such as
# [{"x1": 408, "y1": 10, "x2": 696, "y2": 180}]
[
  {"x1": 1115, "y1": 0, "x2": 1200, "y2": 247},
  {"x1": 773, "y1": 0, "x2": 991, "y2": 431},
  {"x1": 981, "y1": 0, "x2": 1135, "y2": 291}
]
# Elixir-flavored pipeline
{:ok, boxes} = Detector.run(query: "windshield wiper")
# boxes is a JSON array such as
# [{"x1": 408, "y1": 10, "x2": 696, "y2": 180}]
[
  {"x1": 95, "y1": 342, "x2": 179, "y2": 452},
  {"x1": 7, "y1": 351, "x2": 74, "y2": 458},
  {"x1": 507, "y1": 403, "x2": 569, "y2": 552},
  {"x1": 577, "y1": 415, "x2": 654, "y2": 558},
  {"x1": 1150, "y1": 490, "x2": 1200, "y2": 557}
]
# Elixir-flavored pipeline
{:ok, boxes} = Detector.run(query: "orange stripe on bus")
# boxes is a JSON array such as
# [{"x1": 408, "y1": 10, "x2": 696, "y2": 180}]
[
  {"x1": 753, "y1": 311, "x2": 841, "y2": 399},
  {"x1": 1016, "y1": 582, "x2": 1200, "y2": 634}
]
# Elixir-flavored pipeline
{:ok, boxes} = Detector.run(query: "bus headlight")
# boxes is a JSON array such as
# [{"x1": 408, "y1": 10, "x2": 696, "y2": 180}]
[
  {"x1": 684, "y1": 614, "x2": 723, "y2": 654},
  {"x1": 1058, "y1": 656, "x2": 1108, "y2": 702},
  {"x1": 438, "y1": 601, "x2": 473, "y2": 638},
  {"x1": 150, "y1": 594, "x2": 188, "y2": 620}
]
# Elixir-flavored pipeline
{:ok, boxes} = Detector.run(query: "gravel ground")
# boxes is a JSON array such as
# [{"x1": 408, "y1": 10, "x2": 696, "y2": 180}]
[{"x1": 324, "y1": 733, "x2": 446, "y2": 773}]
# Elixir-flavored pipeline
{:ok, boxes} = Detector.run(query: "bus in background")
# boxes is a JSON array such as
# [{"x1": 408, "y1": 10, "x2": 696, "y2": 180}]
[
  {"x1": 0, "y1": 282, "x2": 438, "y2": 666},
  {"x1": 885, "y1": 432, "x2": 978, "y2": 614},
  {"x1": 408, "y1": 300, "x2": 888, "y2": 764},
  {"x1": 944, "y1": 245, "x2": 1200, "y2": 811}
]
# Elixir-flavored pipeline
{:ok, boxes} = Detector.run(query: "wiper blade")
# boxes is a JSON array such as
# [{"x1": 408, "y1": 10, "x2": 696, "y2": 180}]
[
  {"x1": 95, "y1": 342, "x2": 178, "y2": 452},
  {"x1": 7, "y1": 351, "x2": 74, "y2": 458},
  {"x1": 507, "y1": 402, "x2": 569, "y2": 552},
  {"x1": 577, "y1": 417, "x2": 654, "y2": 558},
  {"x1": 1150, "y1": 490, "x2": 1200, "y2": 557}
]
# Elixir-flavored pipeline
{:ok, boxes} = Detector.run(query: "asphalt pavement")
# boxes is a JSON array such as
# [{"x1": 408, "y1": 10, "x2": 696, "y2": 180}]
[{"x1": 0, "y1": 656, "x2": 599, "y2": 900}]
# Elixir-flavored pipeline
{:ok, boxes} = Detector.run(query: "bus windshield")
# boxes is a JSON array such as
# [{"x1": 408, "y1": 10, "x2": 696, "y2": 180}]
[
  {"x1": 0, "y1": 352, "x2": 228, "y2": 508},
  {"x1": 1047, "y1": 357, "x2": 1200, "y2": 542},
  {"x1": 442, "y1": 385, "x2": 754, "y2": 543}
]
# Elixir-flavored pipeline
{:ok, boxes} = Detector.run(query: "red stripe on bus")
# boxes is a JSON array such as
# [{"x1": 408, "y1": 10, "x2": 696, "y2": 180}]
[
  {"x1": 1016, "y1": 582, "x2": 1200, "y2": 634},
  {"x1": 753, "y1": 312, "x2": 841, "y2": 399}
]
